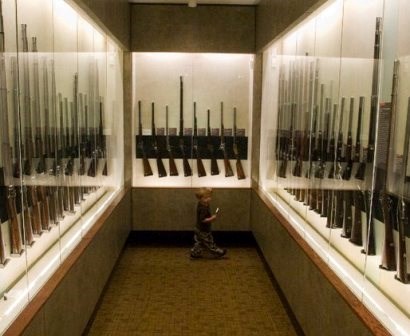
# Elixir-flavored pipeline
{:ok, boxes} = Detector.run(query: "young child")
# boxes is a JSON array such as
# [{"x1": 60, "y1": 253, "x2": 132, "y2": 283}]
[{"x1": 190, "y1": 187, "x2": 227, "y2": 259}]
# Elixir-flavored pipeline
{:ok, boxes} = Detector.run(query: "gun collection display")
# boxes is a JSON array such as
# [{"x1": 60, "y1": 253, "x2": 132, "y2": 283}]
[
  {"x1": 193, "y1": 102, "x2": 206, "y2": 177},
  {"x1": 135, "y1": 77, "x2": 248, "y2": 179},
  {"x1": 274, "y1": 16, "x2": 410, "y2": 285},
  {"x1": 0, "y1": 16, "x2": 110, "y2": 269}
]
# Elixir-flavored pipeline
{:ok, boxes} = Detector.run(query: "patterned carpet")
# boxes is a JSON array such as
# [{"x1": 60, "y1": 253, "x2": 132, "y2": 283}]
[{"x1": 85, "y1": 244, "x2": 301, "y2": 336}]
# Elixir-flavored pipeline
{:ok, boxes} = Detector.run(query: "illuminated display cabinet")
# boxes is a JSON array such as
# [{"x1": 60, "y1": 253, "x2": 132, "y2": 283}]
[
  {"x1": 132, "y1": 52, "x2": 253, "y2": 188},
  {"x1": 0, "y1": 0, "x2": 124, "y2": 333},
  {"x1": 259, "y1": 0, "x2": 410, "y2": 334}
]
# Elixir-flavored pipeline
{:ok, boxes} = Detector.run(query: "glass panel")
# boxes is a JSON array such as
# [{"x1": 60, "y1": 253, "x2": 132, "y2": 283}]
[
  {"x1": 132, "y1": 52, "x2": 252, "y2": 188},
  {"x1": 0, "y1": 0, "x2": 124, "y2": 333},
  {"x1": 259, "y1": 0, "x2": 410, "y2": 333}
]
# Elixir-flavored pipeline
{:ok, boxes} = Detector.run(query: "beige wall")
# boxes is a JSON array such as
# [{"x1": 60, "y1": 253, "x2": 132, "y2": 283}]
[
  {"x1": 132, "y1": 188, "x2": 251, "y2": 231},
  {"x1": 131, "y1": 4, "x2": 255, "y2": 53},
  {"x1": 72, "y1": 0, "x2": 131, "y2": 50},
  {"x1": 255, "y1": 0, "x2": 325, "y2": 51}
]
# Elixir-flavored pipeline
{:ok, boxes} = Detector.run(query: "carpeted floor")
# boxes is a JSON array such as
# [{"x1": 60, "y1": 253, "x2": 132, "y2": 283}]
[{"x1": 85, "y1": 244, "x2": 302, "y2": 336}]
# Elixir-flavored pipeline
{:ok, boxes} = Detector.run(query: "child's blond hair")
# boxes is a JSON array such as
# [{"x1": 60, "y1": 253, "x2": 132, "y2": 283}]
[{"x1": 195, "y1": 187, "x2": 212, "y2": 200}]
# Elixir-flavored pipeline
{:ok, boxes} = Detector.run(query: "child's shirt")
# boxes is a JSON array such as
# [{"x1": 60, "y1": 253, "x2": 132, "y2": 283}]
[{"x1": 196, "y1": 202, "x2": 211, "y2": 232}]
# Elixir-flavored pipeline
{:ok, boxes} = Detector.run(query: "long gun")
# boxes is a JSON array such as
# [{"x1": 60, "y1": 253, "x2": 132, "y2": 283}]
[
  {"x1": 0, "y1": 5, "x2": 22, "y2": 260},
  {"x1": 354, "y1": 96, "x2": 365, "y2": 179},
  {"x1": 165, "y1": 105, "x2": 178, "y2": 176},
  {"x1": 207, "y1": 109, "x2": 219, "y2": 175},
  {"x1": 233, "y1": 107, "x2": 245, "y2": 180},
  {"x1": 151, "y1": 102, "x2": 166, "y2": 177},
  {"x1": 32, "y1": 37, "x2": 45, "y2": 174},
  {"x1": 349, "y1": 98, "x2": 366, "y2": 246},
  {"x1": 342, "y1": 97, "x2": 354, "y2": 180},
  {"x1": 395, "y1": 96, "x2": 410, "y2": 283},
  {"x1": 137, "y1": 101, "x2": 153, "y2": 176},
  {"x1": 98, "y1": 97, "x2": 108, "y2": 176},
  {"x1": 220, "y1": 102, "x2": 233, "y2": 177},
  {"x1": 179, "y1": 76, "x2": 192, "y2": 177},
  {"x1": 193, "y1": 102, "x2": 206, "y2": 177},
  {"x1": 21, "y1": 24, "x2": 34, "y2": 176},
  {"x1": 379, "y1": 60, "x2": 399, "y2": 271},
  {"x1": 333, "y1": 98, "x2": 346, "y2": 229},
  {"x1": 367, "y1": 17, "x2": 382, "y2": 164}
]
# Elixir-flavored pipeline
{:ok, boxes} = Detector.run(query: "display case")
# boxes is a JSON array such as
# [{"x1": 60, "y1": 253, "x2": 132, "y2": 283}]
[
  {"x1": 132, "y1": 52, "x2": 253, "y2": 188},
  {"x1": 259, "y1": 0, "x2": 410, "y2": 334},
  {"x1": 0, "y1": 0, "x2": 124, "y2": 333}
]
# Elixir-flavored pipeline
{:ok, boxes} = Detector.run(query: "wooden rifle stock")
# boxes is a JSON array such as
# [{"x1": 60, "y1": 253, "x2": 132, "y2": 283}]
[
  {"x1": 193, "y1": 102, "x2": 206, "y2": 177},
  {"x1": 165, "y1": 106, "x2": 178, "y2": 176},
  {"x1": 233, "y1": 107, "x2": 245, "y2": 180},
  {"x1": 220, "y1": 102, "x2": 233, "y2": 177},
  {"x1": 341, "y1": 190, "x2": 353, "y2": 238},
  {"x1": 350, "y1": 189, "x2": 364, "y2": 246},
  {"x1": 7, "y1": 186, "x2": 23, "y2": 255},
  {"x1": 179, "y1": 76, "x2": 192, "y2": 177},
  {"x1": 207, "y1": 109, "x2": 219, "y2": 175},
  {"x1": 137, "y1": 101, "x2": 153, "y2": 176},
  {"x1": 151, "y1": 102, "x2": 167, "y2": 177},
  {"x1": 28, "y1": 185, "x2": 42, "y2": 235}
]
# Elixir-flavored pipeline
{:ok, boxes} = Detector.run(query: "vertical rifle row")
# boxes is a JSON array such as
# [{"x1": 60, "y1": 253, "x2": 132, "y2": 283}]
[
  {"x1": 0, "y1": 16, "x2": 109, "y2": 268},
  {"x1": 274, "y1": 18, "x2": 410, "y2": 284},
  {"x1": 135, "y1": 76, "x2": 247, "y2": 179}
]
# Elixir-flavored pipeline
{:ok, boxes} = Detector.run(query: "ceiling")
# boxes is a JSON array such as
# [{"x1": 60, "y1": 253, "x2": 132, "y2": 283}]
[{"x1": 128, "y1": 0, "x2": 260, "y2": 5}]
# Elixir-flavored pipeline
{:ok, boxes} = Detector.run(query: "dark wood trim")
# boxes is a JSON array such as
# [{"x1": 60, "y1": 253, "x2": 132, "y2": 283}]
[
  {"x1": 252, "y1": 185, "x2": 391, "y2": 336},
  {"x1": 4, "y1": 187, "x2": 130, "y2": 336}
]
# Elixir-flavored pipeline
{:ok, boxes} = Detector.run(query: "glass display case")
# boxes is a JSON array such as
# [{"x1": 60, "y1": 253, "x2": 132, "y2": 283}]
[
  {"x1": 0, "y1": 0, "x2": 124, "y2": 333},
  {"x1": 132, "y1": 52, "x2": 253, "y2": 188},
  {"x1": 259, "y1": 0, "x2": 410, "y2": 334}
]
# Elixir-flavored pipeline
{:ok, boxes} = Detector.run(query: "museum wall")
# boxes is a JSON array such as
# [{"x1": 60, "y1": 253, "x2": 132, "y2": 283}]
[
  {"x1": 131, "y1": 4, "x2": 255, "y2": 53},
  {"x1": 255, "y1": 0, "x2": 325, "y2": 51},
  {"x1": 72, "y1": 0, "x2": 131, "y2": 50},
  {"x1": 132, "y1": 188, "x2": 251, "y2": 231}
]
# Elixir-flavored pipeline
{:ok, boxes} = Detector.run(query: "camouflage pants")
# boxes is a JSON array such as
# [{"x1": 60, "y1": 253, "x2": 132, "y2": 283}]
[{"x1": 191, "y1": 231, "x2": 221, "y2": 256}]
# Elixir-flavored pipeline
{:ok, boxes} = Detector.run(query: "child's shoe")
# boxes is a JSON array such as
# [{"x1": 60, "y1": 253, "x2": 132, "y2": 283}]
[{"x1": 213, "y1": 248, "x2": 227, "y2": 258}]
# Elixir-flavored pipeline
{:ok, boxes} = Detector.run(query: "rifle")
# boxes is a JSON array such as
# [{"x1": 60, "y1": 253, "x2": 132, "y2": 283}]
[
  {"x1": 395, "y1": 96, "x2": 410, "y2": 283},
  {"x1": 0, "y1": 7, "x2": 22, "y2": 260},
  {"x1": 21, "y1": 24, "x2": 34, "y2": 176},
  {"x1": 32, "y1": 37, "x2": 45, "y2": 174},
  {"x1": 207, "y1": 109, "x2": 219, "y2": 175},
  {"x1": 137, "y1": 101, "x2": 153, "y2": 176},
  {"x1": 233, "y1": 107, "x2": 245, "y2": 180},
  {"x1": 151, "y1": 102, "x2": 166, "y2": 177},
  {"x1": 220, "y1": 102, "x2": 233, "y2": 177},
  {"x1": 98, "y1": 97, "x2": 108, "y2": 176},
  {"x1": 379, "y1": 60, "x2": 399, "y2": 271},
  {"x1": 342, "y1": 97, "x2": 354, "y2": 180},
  {"x1": 319, "y1": 99, "x2": 331, "y2": 216},
  {"x1": 355, "y1": 96, "x2": 366, "y2": 180},
  {"x1": 78, "y1": 93, "x2": 86, "y2": 176},
  {"x1": 165, "y1": 105, "x2": 178, "y2": 176},
  {"x1": 349, "y1": 97, "x2": 366, "y2": 246},
  {"x1": 179, "y1": 76, "x2": 192, "y2": 177},
  {"x1": 326, "y1": 103, "x2": 338, "y2": 228},
  {"x1": 87, "y1": 62, "x2": 98, "y2": 178},
  {"x1": 367, "y1": 17, "x2": 382, "y2": 165},
  {"x1": 193, "y1": 102, "x2": 206, "y2": 177},
  {"x1": 333, "y1": 98, "x2": 346, "y2": 229}
]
